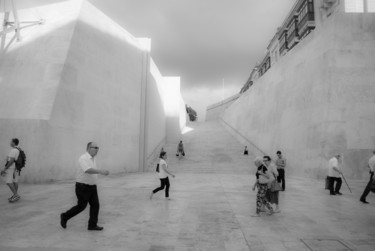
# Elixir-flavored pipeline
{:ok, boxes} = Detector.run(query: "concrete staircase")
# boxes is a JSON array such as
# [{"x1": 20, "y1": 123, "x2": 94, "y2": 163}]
[{"x1": 159, "y1": 121, "x2": 254, "y2": 174}]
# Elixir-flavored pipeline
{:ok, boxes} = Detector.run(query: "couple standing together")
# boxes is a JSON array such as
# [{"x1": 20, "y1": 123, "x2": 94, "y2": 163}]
[{"x1": 252, "y1": 152, "x2": 286, "y2": 217}]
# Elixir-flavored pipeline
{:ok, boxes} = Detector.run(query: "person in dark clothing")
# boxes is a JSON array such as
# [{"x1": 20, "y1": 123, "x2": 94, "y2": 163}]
[{"x1": 360, "y1": 150, "x2": 375, "y2": 204}]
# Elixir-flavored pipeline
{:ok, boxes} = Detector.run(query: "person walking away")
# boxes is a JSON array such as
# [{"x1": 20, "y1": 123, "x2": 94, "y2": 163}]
[
  {"x1": 150, "y1": 151, "x2": 175, "y2": 200},
  {"x1": 252, "y1": 157, "x2": 274, "y2": 217},
  {"x1": 264, "y1": 155, "x2": 280, "y2": 213},
  {"x1": 176, "y1": 141, "x2": 185, "y2": 159},
  {"x1": 1, "y1": 138, "x2": 21, "y2": 202},
  {"x1": 60, "y1": 142, "x2": 109, "y2": 230},
  {"x1": 327, "y1": 154, "x2": 343, "y2": 195},
  {"x1": 275, "y1": 151, "x2": 286, "y2": 191},
  {"x1": 360, "y1": 150, "x2": 375, "y2": 204}
]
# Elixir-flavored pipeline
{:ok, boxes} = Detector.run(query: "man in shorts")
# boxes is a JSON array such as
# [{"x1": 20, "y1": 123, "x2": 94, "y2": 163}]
[{"x1": 1, "y1": 138, "x2": 21, "y2": 202}]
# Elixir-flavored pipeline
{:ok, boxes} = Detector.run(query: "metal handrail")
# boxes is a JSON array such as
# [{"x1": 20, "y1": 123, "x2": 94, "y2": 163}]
[{"x1": 219, "y1": 118, "x2": 267, "y2": 156}]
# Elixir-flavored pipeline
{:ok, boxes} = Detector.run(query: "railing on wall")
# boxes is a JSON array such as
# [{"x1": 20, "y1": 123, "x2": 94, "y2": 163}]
[
  {"x1": 146, "y1": 137, "x2": 166, "y2": 171},
  {"x1": 219, "y1": 117, "x2": 267, "y2": 156}
]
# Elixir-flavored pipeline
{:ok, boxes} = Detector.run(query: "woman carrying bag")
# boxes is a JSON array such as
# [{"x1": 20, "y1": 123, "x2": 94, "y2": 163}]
[
  {"x1": 252, "y1": 157, "x2": 274, "y2": 217},
  {"x1": 150, "y1": 151, "x2": 175, "y2": 200},
  {"x1": 264, "y1": 155, "x2": 281, "y2": 213}
]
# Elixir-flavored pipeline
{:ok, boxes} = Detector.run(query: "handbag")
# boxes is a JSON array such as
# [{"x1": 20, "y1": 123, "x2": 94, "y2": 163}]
[
  {"x1": 270, "y1": 180, "x2": 282, "y2": 192},
  {"x1": 156, "y1": 163, "x2": 159, "y2": 173}
]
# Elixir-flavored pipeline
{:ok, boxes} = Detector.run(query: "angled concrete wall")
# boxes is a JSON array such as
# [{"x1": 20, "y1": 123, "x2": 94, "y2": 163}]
[
  {"x1": 0, "y1": 0, "x2": 183, "y2": 182},
  {"x1": 221, "y1": 6, "x2": 375, "y2": 180},
  {"x1": 205, "y1": 94, "x2": 241, "y2": 121},
  {"x1": 146, "y1": 59, "x2": 167, "y2": 168}
]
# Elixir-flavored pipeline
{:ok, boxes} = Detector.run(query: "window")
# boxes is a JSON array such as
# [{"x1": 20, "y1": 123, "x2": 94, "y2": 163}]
[
  {"x1": 345, "y1": 0, "x2": 364, "y2": 12},
  {"x1": 368, "y1": 0, "x2": 375, "y2": 12},
  {"x1": 344, "y1": 0, "x2": 375, "y2": 12}
]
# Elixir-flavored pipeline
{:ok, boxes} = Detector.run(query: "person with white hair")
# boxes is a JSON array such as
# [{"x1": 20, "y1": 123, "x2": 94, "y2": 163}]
[
  {"x1": 327, "y1": 154, "x2": 343, "y2": 195},
  {"x1": 252, "y1": 157, "x2": 274, "y2": 216}
]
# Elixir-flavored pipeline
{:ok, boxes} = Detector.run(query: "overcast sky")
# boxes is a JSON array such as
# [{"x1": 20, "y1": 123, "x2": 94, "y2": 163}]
[{"x1": 89, "y1": 0, "x2": 296, "y2": 121}]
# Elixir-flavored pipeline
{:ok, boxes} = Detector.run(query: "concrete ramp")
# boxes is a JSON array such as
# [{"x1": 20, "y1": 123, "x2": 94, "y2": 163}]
[{"x1": 154, "y1": 121, "x2": 252, "y2": 174}]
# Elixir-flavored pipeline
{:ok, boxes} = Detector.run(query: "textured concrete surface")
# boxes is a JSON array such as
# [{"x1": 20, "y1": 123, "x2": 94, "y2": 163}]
[
  {"x1": 0, "y1": 0, "x2": 185, "y2": 182},
  {"x1": 220, "y1": 1, "x2": 375, "y2": 180},
  {"x1": 1, "y1": 121, "x2": 375, "y2": 251}
]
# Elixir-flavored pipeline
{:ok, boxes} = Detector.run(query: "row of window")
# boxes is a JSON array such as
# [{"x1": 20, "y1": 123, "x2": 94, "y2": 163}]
[
  {"x1": 345, "y1": 0, "x2": 375, "y2": 12},
  {"x1": 243, "y1": 0, "x2": 374, "y2": 93},
  {"x1": 258, "y1": 0, "x2": 315, "y2": 78}
]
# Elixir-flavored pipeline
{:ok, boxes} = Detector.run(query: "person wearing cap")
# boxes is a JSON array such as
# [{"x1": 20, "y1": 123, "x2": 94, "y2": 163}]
[
  {"x1": 327, "y1": 154, "x2": 343, "y2": 195},
  {"x1": 359, "y1": 150, "x2": 375, "y2": 204}
]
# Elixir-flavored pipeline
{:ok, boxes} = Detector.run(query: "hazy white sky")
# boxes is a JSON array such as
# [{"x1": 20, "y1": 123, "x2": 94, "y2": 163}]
[{"x1": 89, "y1": 0, "x2": 296, "y2": 120}]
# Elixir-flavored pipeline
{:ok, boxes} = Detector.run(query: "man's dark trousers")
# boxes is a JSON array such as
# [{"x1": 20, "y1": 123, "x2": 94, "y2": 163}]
[
  {"x1": 360, "y1": 172, "x2": 374, "y2": 201},
  {"x1": 277, "y1": 168, "x2": 285, "y2": 190},
  {"x1": 328, "y1": 176, "x2": 342, "y2": 195},
  {"x1": 62, "y1": 182, "x2": 100, "y2": 228}
]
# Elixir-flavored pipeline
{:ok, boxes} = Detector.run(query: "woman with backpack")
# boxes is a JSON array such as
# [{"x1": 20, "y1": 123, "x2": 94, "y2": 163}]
[{"x1": 150, "y1": 151, "x2": 176, "y2": 200}]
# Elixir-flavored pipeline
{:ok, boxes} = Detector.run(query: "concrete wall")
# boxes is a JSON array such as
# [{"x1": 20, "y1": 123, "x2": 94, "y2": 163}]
[
  {"x1": 221, "y1": 6, "x2": 375, "y2": 180},
  {"x1": 163, "y1": 77, "x2": 183, "y2": 143},
  {"x1": 0, "y1": 0, "x2": 182, "y2": 182},
  {"x1": 146, "y1": 59, "x2": 167, "y2": 168},
  {"x1": 205, "y1": 94, "x2": 241, "y2": 121}
]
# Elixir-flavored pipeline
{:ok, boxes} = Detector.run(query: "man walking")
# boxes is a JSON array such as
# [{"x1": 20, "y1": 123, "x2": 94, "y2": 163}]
[
  {"x1": 359, "y1": 150, "x2": 375, "y2": 204},
  {"x1": 1, "y1": 138, "x2": 21, "y2": 202},
  {"x1": 60, "y1": 142, "x2": 109, "y2": 230},
  {"x1": 275, "y1": 151, "x2": 286, "y2": 191},
  {"x1": 327, "y1": 154, "x2": 343, "y2": 195}
]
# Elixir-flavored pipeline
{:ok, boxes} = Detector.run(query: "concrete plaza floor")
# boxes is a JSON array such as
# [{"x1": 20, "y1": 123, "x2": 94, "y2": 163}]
[{"x1": 0, "y1": 121, "x2": 375, "y2": 251}]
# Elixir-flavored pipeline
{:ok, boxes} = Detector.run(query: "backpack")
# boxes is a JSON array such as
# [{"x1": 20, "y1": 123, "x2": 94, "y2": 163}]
[
  {"x1": 14, "y1": 147, "x2": 26, "y2": 174},
  {"x1": 156, "y1": 163, "x2": 159, "y2": 173}
]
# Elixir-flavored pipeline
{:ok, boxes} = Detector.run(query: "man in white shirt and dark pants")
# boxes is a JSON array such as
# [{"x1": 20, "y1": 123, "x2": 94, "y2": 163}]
[
  {"x1": 360, "y1": 150, "x2": 375, "y2": 204},
  {"x1": 328, "y1": 154, "x2": 343, "y2": 195},
  {"x1": 60, "y1": 142, "x2": 109, "y2": 230}
]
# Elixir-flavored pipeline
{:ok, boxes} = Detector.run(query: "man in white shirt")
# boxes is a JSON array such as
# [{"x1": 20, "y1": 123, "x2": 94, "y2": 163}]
[
  {"x1": 327, "y1": 154, "x2": 343, "y2": 195},
  {"x1": 1, "y1": 138, "x2": 21, "y2": 202},
  {"x1": 360, "y1": 150, "x2": 375, "y2": 204},
  {"x1": 275, "y1": 151, "x2": 286, "y2": 191},
  {"x1": 60, "y1": 142, "x2": 109, "y2": 230}
]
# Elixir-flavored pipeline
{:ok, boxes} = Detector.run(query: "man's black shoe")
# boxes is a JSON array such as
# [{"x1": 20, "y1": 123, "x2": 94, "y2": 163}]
[
  {"x1": 360, "y1": 199, "x2": 369, "y2": 204},
  {"x1": 60, "y1": 214, "x2": 67, "y2": 229},
  {"x1": 88, "y1": 226, "x2": 104, "y2": 231},
  {"x1": 335, "y1": 192, "x2": 343, "y2": 195},
  {"x1": 330, "y1": 193, "x2": 336, "y2": 195}
]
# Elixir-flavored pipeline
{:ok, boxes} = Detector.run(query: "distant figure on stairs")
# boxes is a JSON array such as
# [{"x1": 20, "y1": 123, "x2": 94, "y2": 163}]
[
  {"x1": 176, "y1": 140, "x2": 185, "y2": 159},
  {"x1": 244, "y1": 146, "x2": 248, "y2": 155}
]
